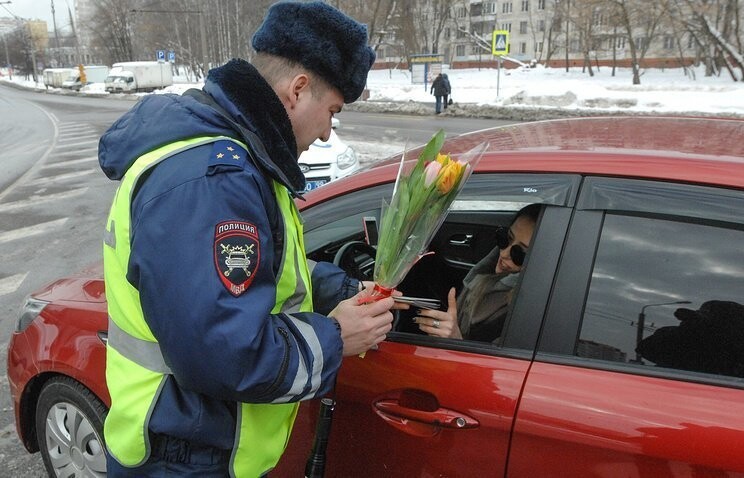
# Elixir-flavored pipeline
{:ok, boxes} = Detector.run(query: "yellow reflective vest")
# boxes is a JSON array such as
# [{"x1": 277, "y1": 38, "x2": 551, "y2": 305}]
[{"x1": 103, "y1": 136, "x2": 313, "y2": 476}]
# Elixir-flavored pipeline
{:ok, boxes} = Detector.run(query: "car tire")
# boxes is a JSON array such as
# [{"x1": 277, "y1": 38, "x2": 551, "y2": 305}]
[{"x1": 35, "y1": 377, "x2": 108, "y2": 477}]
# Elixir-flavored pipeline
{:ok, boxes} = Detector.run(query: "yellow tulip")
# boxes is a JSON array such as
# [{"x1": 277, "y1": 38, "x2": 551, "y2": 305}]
[
  {"x1": 436, "y1": 161, "x2": 464, "y2": 194},
  {"x1": 436, "y1": 152, "x2": 449, "y2": 165}
]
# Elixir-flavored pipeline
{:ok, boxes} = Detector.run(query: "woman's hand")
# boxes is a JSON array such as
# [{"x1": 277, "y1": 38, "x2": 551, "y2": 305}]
[{"x1": 414, "y1": 288, "x2": 461, "y2": 339}]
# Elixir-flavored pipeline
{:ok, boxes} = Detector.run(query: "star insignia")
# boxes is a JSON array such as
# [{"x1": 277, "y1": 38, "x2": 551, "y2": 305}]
[
  {"x1": 233, "y1": 154, "x2": 240, "y2": 160},
  {"x1": 227, "y1": 146, "x2": 235, "y2": 151},
  {"x1": 216, "y1": 152, "x2": 224, "y2": 158}
]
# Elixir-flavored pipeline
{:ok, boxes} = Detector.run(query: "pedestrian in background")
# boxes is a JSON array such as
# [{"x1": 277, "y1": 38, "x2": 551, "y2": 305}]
[
  {"x1": 442, "y1": 73, "x2": 452, "y2": 109},
  {"x1": 431, "y1": 73, "x2": 447, "y2": 114},
  {"x1": 99, "y1": 2, "x2": 396, "y2": 477}
]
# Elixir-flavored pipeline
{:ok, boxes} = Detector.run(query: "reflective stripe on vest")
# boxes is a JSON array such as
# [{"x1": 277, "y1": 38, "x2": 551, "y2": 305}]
[
  {"x1": 103, "y1": 136, "x2": 315, "y2": 477},
  {"x1": 229, "y1": 181, "x2": 316, "y2": 477}
]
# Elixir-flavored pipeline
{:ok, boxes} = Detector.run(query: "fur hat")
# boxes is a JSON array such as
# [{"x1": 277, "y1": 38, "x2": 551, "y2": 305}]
[{"x1": 252, "y1": 1, "x2": 375, "y2": 103}]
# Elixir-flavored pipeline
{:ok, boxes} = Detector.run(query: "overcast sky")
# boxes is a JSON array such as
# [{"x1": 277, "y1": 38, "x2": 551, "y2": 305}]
[{"x1": 0, "y1": 0, "x2": 75, "y2": 31}]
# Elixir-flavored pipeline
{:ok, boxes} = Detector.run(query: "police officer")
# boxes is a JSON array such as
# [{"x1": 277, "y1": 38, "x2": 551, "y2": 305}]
[{"x1": 99, "y1": 2, "x2": 394, "y2": 476}]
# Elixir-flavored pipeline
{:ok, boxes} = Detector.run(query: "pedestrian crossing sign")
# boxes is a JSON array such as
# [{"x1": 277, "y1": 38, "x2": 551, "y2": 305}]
[{"x1": 492, "y1": 30, "x2": 509, "y2": 56}]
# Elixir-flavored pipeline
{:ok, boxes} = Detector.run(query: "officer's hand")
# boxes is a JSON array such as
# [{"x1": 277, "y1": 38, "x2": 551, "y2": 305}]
[
  {"x1": 329, "y1": 292, "x2": 394, "y2": 357},
  {"x1": 359, "y1": 281, "x2": 409, "y2": 311}
]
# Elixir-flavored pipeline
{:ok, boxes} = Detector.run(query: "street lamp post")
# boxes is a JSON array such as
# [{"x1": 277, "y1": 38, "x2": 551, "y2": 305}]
[
  {"x1": 634, "y1": 300, "x2": 692, "y2": 363},
  {"x1": 565, "y1": 0, "x2": 570, "y2": 72},
  {"x1": 51, "y1": 0, "x2": 61, "y2": 66}
]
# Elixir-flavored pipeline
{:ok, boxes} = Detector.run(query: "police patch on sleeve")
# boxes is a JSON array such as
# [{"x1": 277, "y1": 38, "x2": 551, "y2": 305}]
[{"x1": 214, "y1": 221, "x2": 260, "y2": 296}]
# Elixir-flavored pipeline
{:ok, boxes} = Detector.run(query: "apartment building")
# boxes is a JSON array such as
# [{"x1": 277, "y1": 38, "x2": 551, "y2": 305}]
[{"x1": 374, "y1": 0, "x2": 711, "y2": 70}]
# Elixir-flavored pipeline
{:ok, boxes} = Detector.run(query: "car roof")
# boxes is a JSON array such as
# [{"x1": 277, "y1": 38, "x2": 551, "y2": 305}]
[{"x1": 300, "y1": 116, "x2": 744, "y2": 208}]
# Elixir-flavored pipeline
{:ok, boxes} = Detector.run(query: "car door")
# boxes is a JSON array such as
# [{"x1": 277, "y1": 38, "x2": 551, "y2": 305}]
[
  {"x1": 509, "y1": 177, "x2": 744, "y2": 476},
  {"x1": 275, "y1": 173, "x2": 580, "y2": 477}
]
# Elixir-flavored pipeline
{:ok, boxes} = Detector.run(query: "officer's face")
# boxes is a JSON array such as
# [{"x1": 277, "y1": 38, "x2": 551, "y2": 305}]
[{"x1": 285, "y1": 74, "x2": 344, "y2": 155}]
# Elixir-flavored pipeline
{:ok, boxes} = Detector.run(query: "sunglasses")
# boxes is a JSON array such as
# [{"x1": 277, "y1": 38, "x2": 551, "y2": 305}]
[{"x1": 495, "y1": 227, "x2": 527, "y2": 266}]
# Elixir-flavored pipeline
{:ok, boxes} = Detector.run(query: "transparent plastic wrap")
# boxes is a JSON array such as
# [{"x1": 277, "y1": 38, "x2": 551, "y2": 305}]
[{"x1": 366, "y1": 129, "x2": 487, "y2": 301}]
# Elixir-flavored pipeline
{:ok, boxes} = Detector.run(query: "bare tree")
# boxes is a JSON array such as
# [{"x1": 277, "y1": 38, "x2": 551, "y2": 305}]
[
  {"x1": 527, "y1": 1, "x2": 562, "y2": 63},
  {"x1": 544, "y1": 2, "x2": 567, "y2": 65},
  {"x1": 566, "y1": 0, "x2": 608, "y2": 76},
  {"x1": 672, "y1": 0, "x2": 743, "y2": 81},
  {"x1": 4, "y1": 26, "x2": 33, "y2": 76},
  {"x1": 83, "y1": 0, "x2": 274, "y2": 75},
  {"x1": 426, "y1": 0, "x2": 454, "y2": 54},
  {"x1": 333, "y1": 0, "x2": 398, "y2": 53},
  {"x1": 665, "y1": 0, "x2": 700, "y2": 78},
  {"x1": 84, "y1": 0, "x2": 138, "y2": 64},
  {"x1": 607, "y1": 0, "x2": 670, "y2": 84},
  {"x1": 398, "y1": 1, "x2": 422, "y2": 56}
]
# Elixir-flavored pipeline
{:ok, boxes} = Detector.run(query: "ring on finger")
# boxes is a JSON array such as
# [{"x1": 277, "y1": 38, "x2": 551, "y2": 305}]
[{"x1": 433, "y1": 319, "x2": 440, "y2": 329}]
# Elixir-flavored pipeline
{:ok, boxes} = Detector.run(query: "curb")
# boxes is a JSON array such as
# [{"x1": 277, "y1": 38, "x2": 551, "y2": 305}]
[
  {"x1": 0, "y1": 80, "x2": 142, "y2": 101},
  {"x1": 345, "y1": 100, "x2": 744, "y2": 121}
]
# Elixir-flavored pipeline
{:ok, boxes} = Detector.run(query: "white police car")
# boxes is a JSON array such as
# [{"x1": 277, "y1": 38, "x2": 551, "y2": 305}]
[{"x1": 298, "y1": 118, "x2": 360, "y2": 192}]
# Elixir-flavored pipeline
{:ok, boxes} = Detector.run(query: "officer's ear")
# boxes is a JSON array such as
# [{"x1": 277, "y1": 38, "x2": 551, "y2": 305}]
[{"x1": 276, "y1": 73, "x2": 311, "y2": 111}]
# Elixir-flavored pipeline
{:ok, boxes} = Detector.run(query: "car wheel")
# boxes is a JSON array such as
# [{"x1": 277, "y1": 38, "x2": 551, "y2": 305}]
[{"x1": 35, "y1": 377, "x2": 108, "y2": 478}]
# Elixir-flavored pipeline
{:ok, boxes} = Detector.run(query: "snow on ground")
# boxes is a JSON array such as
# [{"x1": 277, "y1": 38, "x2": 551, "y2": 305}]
[
  {"x1": 3, "y1": 64, "x2": 742, "y2": 161},
  {"x1": 364, "y1": 64, "x2": 744, "y2": 117}
]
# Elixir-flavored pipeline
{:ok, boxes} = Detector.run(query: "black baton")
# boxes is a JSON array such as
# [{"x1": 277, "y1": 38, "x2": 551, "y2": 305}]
[{"x1": 304, "y1": 397, "x2": 336, "y2": 478}]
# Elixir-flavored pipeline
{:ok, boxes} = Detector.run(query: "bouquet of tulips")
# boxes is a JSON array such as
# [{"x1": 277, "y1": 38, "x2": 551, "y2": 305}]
[{"x1": 369, "y1": 129, "x2": 487, "y2": 299}]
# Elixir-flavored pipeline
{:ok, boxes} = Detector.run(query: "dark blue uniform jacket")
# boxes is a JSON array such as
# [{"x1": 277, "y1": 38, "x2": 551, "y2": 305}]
[{"x1": 99, "y1": 59, "x2": 358, "y2": 450}]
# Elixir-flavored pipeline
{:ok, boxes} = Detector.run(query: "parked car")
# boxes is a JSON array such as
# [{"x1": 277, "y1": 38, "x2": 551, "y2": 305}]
[
  {"x1": 297, "y1": 125, "x2": 360, "y2": 192},
  {"x1": 8, "y1": 116, "x2": 744, "y2": 477}
]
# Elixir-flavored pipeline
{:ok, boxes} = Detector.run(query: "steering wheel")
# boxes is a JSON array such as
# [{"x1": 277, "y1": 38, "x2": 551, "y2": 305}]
[{"x1": 333, "y1": 241, "x2": 377, "y2": 281}]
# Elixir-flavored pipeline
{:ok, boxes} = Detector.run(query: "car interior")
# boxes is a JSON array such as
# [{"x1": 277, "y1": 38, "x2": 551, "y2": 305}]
[{"x1": 305, "y1": 199, "x2": 538, "y2": 339}]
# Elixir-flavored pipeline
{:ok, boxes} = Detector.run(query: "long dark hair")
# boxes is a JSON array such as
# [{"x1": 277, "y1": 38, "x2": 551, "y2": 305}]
[{"x1": 513, "y1": 203, "x2": 541, "y2": 226}]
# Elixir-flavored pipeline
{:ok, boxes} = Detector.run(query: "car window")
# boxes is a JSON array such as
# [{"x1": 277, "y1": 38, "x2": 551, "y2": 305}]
[
  {"x1": 302, "y1": 174, "x2": 579, "y2": 354},
  {"x1": 577, "y1": 212, "x2": 744, "y2": 380},
  {"x1": 390, "y1": 174, "x2": 579, "y2": 352},
  {"x1": 303, "y1": 184, "x2": 393, "y2": 258}
]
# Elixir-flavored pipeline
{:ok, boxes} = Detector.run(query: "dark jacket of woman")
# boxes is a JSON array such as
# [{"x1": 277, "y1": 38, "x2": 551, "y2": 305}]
[
  {"x1": 457, "y1": 246, "x2": 520, "y2": 342},
  {"x1": 430, "y1": 74, "x2": 448, "y2": 96}
]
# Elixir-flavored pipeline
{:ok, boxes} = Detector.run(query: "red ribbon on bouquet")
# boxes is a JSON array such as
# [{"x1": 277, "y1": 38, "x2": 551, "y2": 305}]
[{"x1": 356, "y1": 284, "x2": 395, "y2": 304}]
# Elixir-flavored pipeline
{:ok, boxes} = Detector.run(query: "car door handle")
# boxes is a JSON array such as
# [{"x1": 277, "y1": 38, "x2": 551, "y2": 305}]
[
  {"x1": 373, "y1": 399, "x2": 479, "y2": 437},
  {"x1": 448, "y1": 234, "x2": 473, "y2": 246}
]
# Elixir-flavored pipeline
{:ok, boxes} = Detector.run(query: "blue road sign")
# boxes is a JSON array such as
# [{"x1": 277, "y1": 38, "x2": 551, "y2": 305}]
[
  {"x1": 492, "y1": 30, "x2": 509, "y2": 56},
  {"x1": 157, "y1": 50, "x2": 165, "y2": 61},
  {"x1": 168, "y1": 50, "x2": 176, "y2": 63}
]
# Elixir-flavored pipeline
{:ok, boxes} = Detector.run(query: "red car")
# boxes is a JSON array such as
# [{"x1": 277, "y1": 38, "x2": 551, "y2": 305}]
[{"x1": 9, "y1": 116, "x2": 744, "y2": 477}]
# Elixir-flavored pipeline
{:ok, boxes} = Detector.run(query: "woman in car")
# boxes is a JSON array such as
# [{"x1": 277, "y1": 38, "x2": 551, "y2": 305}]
[{"x1": 415, "y1": 204, "x2": 541, "y2": 341}]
